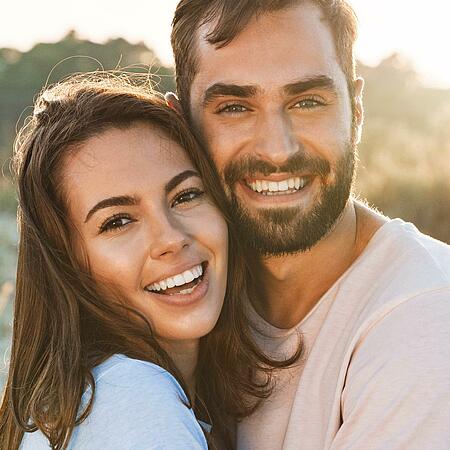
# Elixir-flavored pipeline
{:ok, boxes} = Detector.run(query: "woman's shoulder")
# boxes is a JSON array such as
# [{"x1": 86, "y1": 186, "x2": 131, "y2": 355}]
[
  {"x1": 91, "y1": 354, "x2": 188, "y2": 402},
  {"x1": 21, "y1": 355, "x2": 208, "y2": 450}
]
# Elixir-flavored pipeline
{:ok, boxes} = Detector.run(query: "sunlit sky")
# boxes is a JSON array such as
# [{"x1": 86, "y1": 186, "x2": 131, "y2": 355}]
[{"x1": 1, "y1": 0, "x2": 449, "y2": 88}]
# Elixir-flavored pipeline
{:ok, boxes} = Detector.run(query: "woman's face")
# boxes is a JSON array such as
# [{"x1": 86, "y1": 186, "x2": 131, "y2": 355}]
[{"x1": 62, "y1": 123, "x2": 228, "y2": 343}]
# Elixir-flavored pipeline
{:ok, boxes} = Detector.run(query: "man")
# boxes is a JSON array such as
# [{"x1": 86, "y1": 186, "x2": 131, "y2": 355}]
[{"x1": 168, "y1": 1, "x2": 450, "y2": 448}]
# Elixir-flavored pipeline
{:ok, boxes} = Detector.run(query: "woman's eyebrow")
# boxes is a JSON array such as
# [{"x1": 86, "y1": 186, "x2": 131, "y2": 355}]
[
  {"x1": 84, "y1": 170, "x2": 199, "y2": 223},
  {"x1": 165, "y1": 169, "x2": 200, "y2": 194},
  {"x1": 84, "y1": 195, "x2": 137, "y2": 223}
]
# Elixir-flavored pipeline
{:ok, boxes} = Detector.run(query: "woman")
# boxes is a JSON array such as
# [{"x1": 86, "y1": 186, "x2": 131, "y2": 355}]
[{"x1": 0, "y1": 74, "x2": 300, "y2": 449}]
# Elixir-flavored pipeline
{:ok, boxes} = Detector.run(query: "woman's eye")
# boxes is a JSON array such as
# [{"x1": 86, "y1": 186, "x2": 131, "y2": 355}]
[
  {"x1": 293, "y1": 98, "x2": 325, "y2": 109},
  {"x1": 217, "y1": 103, "x2": 248, "y2": 114},
  {"x1": 172, "y1": 189, "x2": 204, "y2": 207},
  {"x1": 99, "y1": 215, "x2": 133, "y2": 233}
]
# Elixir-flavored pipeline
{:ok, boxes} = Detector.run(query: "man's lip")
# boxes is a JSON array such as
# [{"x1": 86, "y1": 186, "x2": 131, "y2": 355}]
[
  {"x1": 237, "y1": 176, "x2": 318, "y2": 205},
  {"x1": 244, "y1": 172, "x2": 314, "y2": 182},
  {"x1": 143, "y1": 261, "x2": 206, "y2": 288}
]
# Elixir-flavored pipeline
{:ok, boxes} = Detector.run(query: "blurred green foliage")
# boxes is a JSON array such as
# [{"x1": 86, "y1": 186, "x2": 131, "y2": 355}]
[
  {"x1": 0, "y1": 31, "x2": 175, "y2": 182},
  {"x1": 356, "y1": 54, "x2": 450, "y2": 243}
]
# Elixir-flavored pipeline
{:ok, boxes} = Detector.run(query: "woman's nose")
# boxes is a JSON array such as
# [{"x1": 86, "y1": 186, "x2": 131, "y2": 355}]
[{"x1": 148, "y1": 215, "x2": 190, "y2": 260}]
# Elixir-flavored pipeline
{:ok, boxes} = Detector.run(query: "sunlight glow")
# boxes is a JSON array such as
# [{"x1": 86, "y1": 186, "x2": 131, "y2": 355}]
[{"x1": 1, "y1": 0, "x2": 449, "y2": 88}]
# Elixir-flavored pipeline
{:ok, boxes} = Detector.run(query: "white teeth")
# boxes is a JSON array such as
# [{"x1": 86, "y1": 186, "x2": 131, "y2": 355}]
[
  {"x1": 174, "y1": 274, "x2": 185, "y2": 286},
  {"x1": 248, "y1": 177, "x2": 308, "y2": 194},
  {"x1": 147, "y1": 264, "x2": 203, "y2": 293},
  {"x1": 278, "y1": 180, "x2": 289, "y2": 191},
  {"x1": 183, "y1": 270, "x2": 195, "y2": 284},
  {"x1": 179, "y1": 286, "x2": 195, "y2": 295},
  {"x1": 268, "y1": 181, "x2": 278, "y2": 192}
]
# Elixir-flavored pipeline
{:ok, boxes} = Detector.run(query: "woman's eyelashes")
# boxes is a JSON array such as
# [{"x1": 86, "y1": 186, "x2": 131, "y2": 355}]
[
  {"x1": 171, "y1": 187, "x2": 205, "y2": 208},
  {"x1": 97, "y1": 188, "x2": 205, "y2": 234},
  {"x1": 99, "y1": 213, "x2": 135, "y2": 234}
]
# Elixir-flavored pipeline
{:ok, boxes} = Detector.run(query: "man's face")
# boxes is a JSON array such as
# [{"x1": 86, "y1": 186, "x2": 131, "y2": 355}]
[{"x1": 189, "y1": 2, "x2": 363, "y2": 255}]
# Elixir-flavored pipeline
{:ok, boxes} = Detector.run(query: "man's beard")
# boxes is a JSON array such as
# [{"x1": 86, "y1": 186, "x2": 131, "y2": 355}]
[{"x1": 222, "y1": 144, "x2": 356, "y2": 256}]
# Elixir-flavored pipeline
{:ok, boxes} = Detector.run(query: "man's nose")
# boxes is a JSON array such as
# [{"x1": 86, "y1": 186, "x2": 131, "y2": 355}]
[
  {"x1": 254, "y1": 112, "x2": 299, "y2": 166},
  {"x1": 148, "y1": 214, "x2": 190, "y2": 260}
]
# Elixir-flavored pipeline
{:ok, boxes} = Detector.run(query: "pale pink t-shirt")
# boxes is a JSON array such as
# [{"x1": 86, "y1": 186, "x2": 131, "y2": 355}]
[{"x1": 237, "y1": 219, "x2": 450, "y2": 450}]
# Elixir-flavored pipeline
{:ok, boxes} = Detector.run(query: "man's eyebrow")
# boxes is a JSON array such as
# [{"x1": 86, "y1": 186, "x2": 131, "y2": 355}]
[
  {"x1": 165, "y1": 169, "x2": 200, "y2": 195},
  {"x1": 202, "y1": 83, "x2": 258, "y2": 107},
  {"x1": 284, "y1": 76, "x2": 337, "y2": 96},
  {"x1": 85, "y1": 195, "x2": 137, "y2": 223}
]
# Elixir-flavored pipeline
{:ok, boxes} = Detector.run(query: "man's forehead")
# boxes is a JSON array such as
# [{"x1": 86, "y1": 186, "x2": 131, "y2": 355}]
[
  {"x1": 191, "y1": 3, "x2": 342, "y2": 97},
  {"x1": 196, "y1": 1, "x2": 325, "y2": 45}
]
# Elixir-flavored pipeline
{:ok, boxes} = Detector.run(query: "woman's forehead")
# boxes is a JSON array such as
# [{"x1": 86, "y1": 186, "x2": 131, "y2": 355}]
[{"x1": 61, "y1": 124, "x2": 195, "y2": 214}]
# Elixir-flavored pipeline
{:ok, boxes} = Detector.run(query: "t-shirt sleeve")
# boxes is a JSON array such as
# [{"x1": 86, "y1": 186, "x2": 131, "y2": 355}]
[
  {"x1": 70, "y1": 357, "x2": 208, "y2": 450},
  {"x1": 330, "y1": 288, "x2": 450, "y2": 450}
]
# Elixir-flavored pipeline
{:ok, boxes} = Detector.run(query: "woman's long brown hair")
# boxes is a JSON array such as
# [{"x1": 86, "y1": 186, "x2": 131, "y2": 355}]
[{"x1": 0, "y1": 73, "x2": 302, "y2": 450}]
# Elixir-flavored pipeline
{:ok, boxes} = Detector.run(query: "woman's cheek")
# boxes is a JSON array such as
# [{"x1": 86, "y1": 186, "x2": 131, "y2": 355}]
[
  {"x1": 87, "y1": 237, "x2": 141, "y2": 286},
  {"x1": 192, "y1": 206, "x2": 228, "y2": 249}
]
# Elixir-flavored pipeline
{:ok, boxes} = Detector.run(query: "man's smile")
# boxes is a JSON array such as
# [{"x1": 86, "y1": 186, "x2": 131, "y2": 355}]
[{"x1": 244, "y1": 175, "x2": 312, "y2": 196}]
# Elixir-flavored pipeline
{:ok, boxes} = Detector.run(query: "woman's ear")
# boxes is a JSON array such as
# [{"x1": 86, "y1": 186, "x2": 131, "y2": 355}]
[{"x1": 164, "y1": 92, "x2": 183, "y2": 114}]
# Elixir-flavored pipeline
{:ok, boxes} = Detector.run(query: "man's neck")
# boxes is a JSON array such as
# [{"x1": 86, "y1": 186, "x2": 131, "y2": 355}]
[{"x1": 251, "y1": 200, "x2": 387, "y2": 329}]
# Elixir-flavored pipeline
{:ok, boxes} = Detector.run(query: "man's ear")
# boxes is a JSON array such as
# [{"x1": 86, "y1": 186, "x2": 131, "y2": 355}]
[
  {"x1": 164, "y1": 92, "x2": 183, "y2": 114},
  {"x1": 353, "y1": 77, "x2": 364, "y2": 144}
]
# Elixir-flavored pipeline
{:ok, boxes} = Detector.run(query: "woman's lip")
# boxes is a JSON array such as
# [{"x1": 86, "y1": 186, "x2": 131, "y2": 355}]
[
  {"x1": 145, "y1": 265, "x2": 210, "y2": 307},
  {"x1": 144, "y1": 260, "x2": 206, "y2": 289}
]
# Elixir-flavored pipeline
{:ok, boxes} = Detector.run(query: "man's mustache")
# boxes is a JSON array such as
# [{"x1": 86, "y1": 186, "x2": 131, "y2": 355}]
[{"x1": 224, "y1": 152, "x2": 331, "y2": 186}]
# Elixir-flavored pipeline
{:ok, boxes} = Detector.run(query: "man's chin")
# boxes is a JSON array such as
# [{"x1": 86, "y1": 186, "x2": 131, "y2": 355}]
[
  {"x1": 229, "y1": 185, "x2": 351, "y2": 256},
  {"x1": 230, "y1": 203, "x2": 325, "y2": 256}
]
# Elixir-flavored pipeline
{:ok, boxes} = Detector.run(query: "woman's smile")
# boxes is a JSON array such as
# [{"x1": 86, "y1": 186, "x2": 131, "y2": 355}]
[{"x1": 144, "y1": 261, "x2": 210, "y2": 307}]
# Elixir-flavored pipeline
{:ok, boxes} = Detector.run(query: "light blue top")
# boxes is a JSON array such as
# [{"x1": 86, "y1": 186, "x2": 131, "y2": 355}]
[{"x1": 20, "y1": 354, "x2": 208, "y2": 449}]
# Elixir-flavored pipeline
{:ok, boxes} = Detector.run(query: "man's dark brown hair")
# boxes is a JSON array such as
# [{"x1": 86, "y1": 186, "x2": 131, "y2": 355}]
[{"x1": 171, "y1": 0, "x2": 358, "y2": 116}]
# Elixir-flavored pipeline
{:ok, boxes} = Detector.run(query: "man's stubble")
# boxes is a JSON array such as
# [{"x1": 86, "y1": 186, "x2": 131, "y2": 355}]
[{"x1": 222, "y1": 143, "x2": 356, "y2": 257}]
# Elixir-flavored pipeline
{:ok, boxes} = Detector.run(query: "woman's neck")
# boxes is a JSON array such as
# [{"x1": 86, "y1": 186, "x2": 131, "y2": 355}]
[{"x1": 158, "y1": 338, "x2": 199, "y2": 402}]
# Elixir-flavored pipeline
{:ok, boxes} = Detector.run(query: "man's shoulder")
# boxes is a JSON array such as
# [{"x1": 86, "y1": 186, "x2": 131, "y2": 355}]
[
  {"x1": 331, "y1": 218, "x2": 450, "y2": 342},
  {"x1": 350, "y1": 218, "x2": 450, "y2": 296},
  {"x1": 384, "y1": 218, "x2": 450, "y2": 272}
]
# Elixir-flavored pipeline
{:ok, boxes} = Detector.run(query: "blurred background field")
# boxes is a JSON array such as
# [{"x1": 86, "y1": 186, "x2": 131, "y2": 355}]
[{"x1": 0, "y1": 32, "x2": 449, "y2": 389}]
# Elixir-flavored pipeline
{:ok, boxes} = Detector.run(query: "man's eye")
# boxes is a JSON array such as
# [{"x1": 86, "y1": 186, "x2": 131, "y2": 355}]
[
  {"x1": 99, "y1": 215, "x2": 133, "y2": 233},
  {"x1": 172, "y1": 189, "x2": 204, "y2": 207},
  {"x1": 293, "y1": 98, "x2": 325, "y2": 109},
  {"x1": 217, "y1": 104, "x2": 248, "y2": 114}
]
